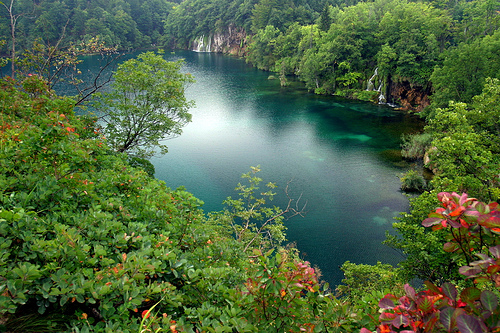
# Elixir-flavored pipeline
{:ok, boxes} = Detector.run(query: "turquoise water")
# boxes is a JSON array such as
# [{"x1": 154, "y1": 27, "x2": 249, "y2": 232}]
[
  {"x1": 53, "y1": 50, "x2": 420, "y2": 286},
  {"x1": 148, "y1": 51, "x2": 421, "y2": 286}
]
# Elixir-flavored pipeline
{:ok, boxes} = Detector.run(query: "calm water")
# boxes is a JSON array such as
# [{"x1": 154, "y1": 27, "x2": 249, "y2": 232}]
[
  {"x1": 65, "y1": 50, "x2": 421, "y2": 286},
  {"x1": 148, "y1": 51, "x2": 420, "y2": 286}
]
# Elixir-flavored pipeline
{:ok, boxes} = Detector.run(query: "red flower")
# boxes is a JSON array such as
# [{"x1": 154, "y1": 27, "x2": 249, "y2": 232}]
[{"x1": 142, "y1": 309, "x2": 151, "y2": 319}]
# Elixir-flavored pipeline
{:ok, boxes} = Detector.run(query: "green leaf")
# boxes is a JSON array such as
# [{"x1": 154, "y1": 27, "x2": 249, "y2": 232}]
[
  {"x1": 441, "y1": 282, "x2": 457, "y2": 301},
  {"x1": 480, "y1": 290, "x2": 498, "y2": 312},
  {"x1": 456, "y1": 314, "x2": 483, "y2": 333},
  {"x1": 417, "y1": 296, "x2": 433, "y2": 314},
  {"x1": 461, "y1": 287, "x2": 481, "y2": 305}
]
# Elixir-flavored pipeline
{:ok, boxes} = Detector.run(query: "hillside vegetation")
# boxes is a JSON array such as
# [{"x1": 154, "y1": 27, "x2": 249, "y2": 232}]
[
  {"x1": 3, "y1": 0, "x2": 500, "y2": 332},
  {"x1": 2, "y1": 0, "x2": 499, "y2": 108}
]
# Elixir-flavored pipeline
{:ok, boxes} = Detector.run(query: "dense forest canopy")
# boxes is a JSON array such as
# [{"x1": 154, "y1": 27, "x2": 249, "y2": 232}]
[{"x1": 2, "y1": 0, "x2": 500, "y2": 108}]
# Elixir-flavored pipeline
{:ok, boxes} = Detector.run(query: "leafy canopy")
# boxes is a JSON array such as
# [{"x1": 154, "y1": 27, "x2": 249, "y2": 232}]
[{"x1": 97, "y1": 51, "x2": 195, "y2": 158}]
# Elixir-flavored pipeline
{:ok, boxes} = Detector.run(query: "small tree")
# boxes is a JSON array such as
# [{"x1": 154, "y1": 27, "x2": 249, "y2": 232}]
[{"x1": 97, "y1": 51, "x2": 194, "y2": 158}]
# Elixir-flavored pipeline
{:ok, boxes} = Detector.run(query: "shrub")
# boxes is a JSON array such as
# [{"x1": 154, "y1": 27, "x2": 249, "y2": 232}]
[
  {"x1": 367, "y1": 192, "x2": 500, "y2": 333},
  {"x1": 401, "y1": 132, "x2": 433, "y2": 160},
  {"x1": 400, "y1": 169, "x2": 426, "y2": 192}
]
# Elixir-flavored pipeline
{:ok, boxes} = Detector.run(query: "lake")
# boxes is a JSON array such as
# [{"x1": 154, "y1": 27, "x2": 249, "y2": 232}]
[
  {"x1": 146, "y1": 50, "x2": 421, "y2": 286},
  {"x1": 67, "y1": 50, "x2": 420, "y2": 286}
]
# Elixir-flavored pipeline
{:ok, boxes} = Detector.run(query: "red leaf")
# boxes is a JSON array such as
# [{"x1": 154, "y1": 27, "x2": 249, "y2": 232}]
[
  {"x1": 480, "y1": 216, "x2": 500, "y2": 229},
  {"x1": 449, "y1": 206, "x2": 465, "y2": 217},
  {"x1": 443, "y1": 242, "x2": 459, "y2": 252},
  {"x1": 489, "y1": 245, "x2": 500, "y2": 259},
  {"x1": 422, "y1": 217, "x2": 443, "y2": 227},
  {"x1": 379, "y1": 312, "x2": 396, "y2": 322},
  {"x1": 379, "y1": 297, "x2": 396, "y2": 309},
  {"x1": 459, "y1": 265, "x2": 482, "y2": 277},
  {"x1": 424, "y1": 281, "x2": 442, "y2": 295},
  {"x1": 404, "y1": 284, "x2": 416, "y2": 300},
  {"x1": 441, "y1": 282, "x2": 457, "y2": 301},
  {"x1": 392, "y1": 315, "x2": 409, "y2": 328},
  {"x1": 487, "y1": 265, "x2": 500, "y2": 274},
  {"x1": 142, "y1": 309, "x2": 151, "y2": 319}
]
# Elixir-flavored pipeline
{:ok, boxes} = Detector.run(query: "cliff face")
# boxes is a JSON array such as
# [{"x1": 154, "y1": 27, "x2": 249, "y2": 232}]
[
  {"x1": 192, "y1": 25, "x2": 248, "y2": 56},
  {"x1": 212, "y1": 25, "x2": 248, "y2": 56},
  {"x1": 388, "y1": 80, "x2": 432, "y2": 112}
]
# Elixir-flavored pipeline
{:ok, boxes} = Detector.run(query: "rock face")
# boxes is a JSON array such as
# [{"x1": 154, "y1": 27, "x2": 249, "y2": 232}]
[
  {"x1": 212, "y1": 25, "x2": 248, "y2": 55},
  {"x1": 192, "y1": 25, "x2": 248, "y2": 56},
  {"x1": 388, "y1": 80, "x2": 431, "y2": 112}
]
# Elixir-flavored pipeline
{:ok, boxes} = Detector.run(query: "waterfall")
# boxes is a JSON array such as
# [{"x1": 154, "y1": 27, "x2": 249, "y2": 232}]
[
  {"x1": 378, "y1": 93, "x2": 386, "y2": 104},
  {"x1": 192, "y1": 35, "x2": 212, "y2": 52},
  {"x1": 366, "y1": 67, "x2": 378, "y2": 91}
]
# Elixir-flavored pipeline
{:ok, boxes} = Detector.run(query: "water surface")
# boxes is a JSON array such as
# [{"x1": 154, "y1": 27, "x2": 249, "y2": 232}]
[{"x1": 150, "y1": 51, "x2": 421, "y2": 286}]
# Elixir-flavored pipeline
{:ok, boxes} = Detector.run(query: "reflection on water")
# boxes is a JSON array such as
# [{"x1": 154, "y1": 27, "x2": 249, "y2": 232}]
[
  {"x1": 59, "y1": 50, "x2": 422, "y2": 286},
  {"x1": 151, "y1": 51, "x2": 422, "y2": 286}
]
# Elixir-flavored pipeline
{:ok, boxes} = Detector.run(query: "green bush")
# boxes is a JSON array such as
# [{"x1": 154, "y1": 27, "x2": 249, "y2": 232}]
[
  {"x1": 0, "y1": 75, "x2": 374, "y2": 332},
  {"x1": 401, "y1": 132, "x2": 433, "y2": 160},
  {"x1": 399, "y1": 169, "x2": 426, "y2": 192}
]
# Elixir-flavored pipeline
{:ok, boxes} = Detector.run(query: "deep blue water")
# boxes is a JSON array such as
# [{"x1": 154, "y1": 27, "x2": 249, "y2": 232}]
[{"x1": 147, "y1": 51, "x2": 421, "y2": 286}]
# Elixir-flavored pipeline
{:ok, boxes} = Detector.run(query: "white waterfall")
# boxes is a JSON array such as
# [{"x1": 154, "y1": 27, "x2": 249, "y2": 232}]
[
  {"x1": 366, "y1": 67, "x2": 378, "y2": 91},
  {"x1": 192, "y1": 35, "x2": 212, "y2": 52}
]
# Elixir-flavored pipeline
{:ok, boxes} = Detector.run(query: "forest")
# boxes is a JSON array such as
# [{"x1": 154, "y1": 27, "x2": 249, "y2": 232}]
[{"x1": 1, "y1": 0, "x2": 500, "y2": 331}]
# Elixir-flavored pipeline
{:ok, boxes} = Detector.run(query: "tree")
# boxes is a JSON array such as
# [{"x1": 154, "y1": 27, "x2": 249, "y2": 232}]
[
  {"x1": 1, "y1": 0, "x2": 33, "y2": 78},
  {"x1": 318, "y1": 4, "x2": 332, "y2": 32},
  {"x1": 97, "y1": 51, "x2": 195, "y2": 158},
  {"x1": 16, "y1": 37, "x2": 118, "y2": 106},
  {"x1": 430, "y1": 30, "x2": 500, "y2": 108}
]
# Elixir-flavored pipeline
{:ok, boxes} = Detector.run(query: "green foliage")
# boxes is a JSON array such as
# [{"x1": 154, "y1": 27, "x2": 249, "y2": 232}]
[
  {"x1": 385, "y1": 191, "x2": 460, "y2": 283},
  {"x1": 401, "y1": 132, "x2": 433, "y2": 160},
  {"x1": 352, "y1": 89, "x2": 379, "y2": 102},
  {"x1": 2, "y1": 75, "x2": 379, "y2": 332},
  {"x1": 399, "y1": 169, "x2": 426, "y2": 193},
  {"x1": 0, "y1": 74, "x2": 241, "y2": 331},
  {"x1": 369, "y1": 192, "x2": 500, "y2": 333},
  {"x1": 215, "y1": 165, "x2": 306, "y2": 253},
  {"x1": 127, "y1": 156, "x2": 156, "y2": 178},
  {"x1": 95, "y1": 51, "x2": 195, "y2": 158},
  {"x1": 430, "y1": 30, "x2": 500, "y2": 108},
  {"x1": 337, "y1": 261, "x2": 404, "y2": 301},
  {"x1": 245, "y1": 0, "x2": 453, "y2": 99},
  {"x1": 389, "y1": 78, "x2": 500, "y2": 283},
  {"x1": 425, "y1": 81, "x2": 500, "y2": 200}
]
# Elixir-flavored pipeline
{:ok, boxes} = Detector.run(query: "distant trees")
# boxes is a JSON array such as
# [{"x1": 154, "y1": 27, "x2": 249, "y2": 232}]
[
  {"x1": 0, "y1": 0, "x2": 173, "y2": 57},
  {"x1": 430, "y1": 30, "x2": 500, "y2": 108},
  {"x1": 244, "y1": 0, "x2": 454, "y2": 98},
  {"x1": 1, "y1": 0, "x2": 34, "y2": 77}
]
